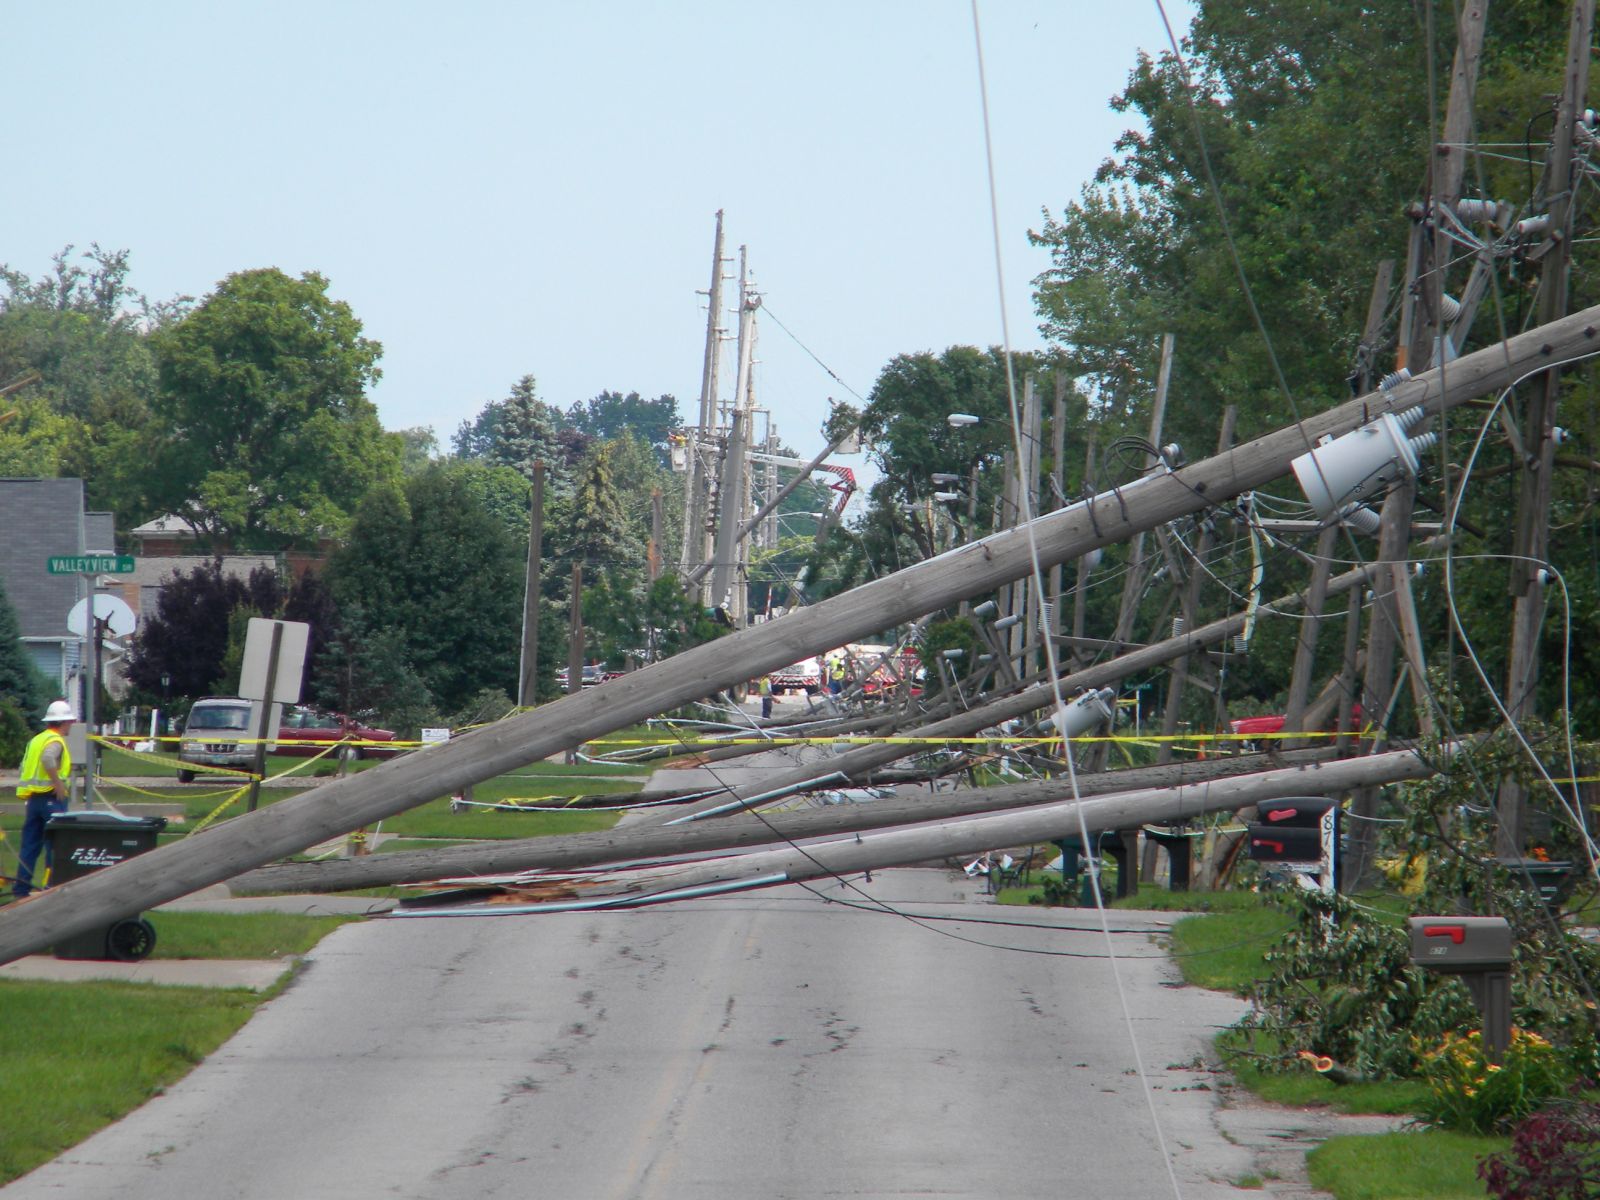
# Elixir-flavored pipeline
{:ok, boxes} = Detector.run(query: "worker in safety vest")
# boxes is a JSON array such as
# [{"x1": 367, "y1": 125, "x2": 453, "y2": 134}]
[
  {"x1": 827, "y1": 657, "x2": 846, "y2": 697},
  {"x1": 758, "y1": 675, "x2": 774, "y2": 719},
  {"x1": 11, "y1": 700, "x2": 77, "y2": 899}
]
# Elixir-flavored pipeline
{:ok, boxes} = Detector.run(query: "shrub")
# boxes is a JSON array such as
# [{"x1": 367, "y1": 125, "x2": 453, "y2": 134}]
[
  {"x1": 1479, "y1": 1100, "x2": 1600, "y2": 1198},
  {"x1": 1418, "y1": 1029, "x2": 1571, "y2": 1134},
  {"x1": 0, "y1": 698, "x2": 29, "y2": 768}
]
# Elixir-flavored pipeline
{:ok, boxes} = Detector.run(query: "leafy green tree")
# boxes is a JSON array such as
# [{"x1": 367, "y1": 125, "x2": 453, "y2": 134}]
[
  {"x1": 445, "y1": 460, "x2": 532, "y2": 546},
  {"x1": 148, "y1": 268, "x2": 400, "y2": 549},
  {"x1": 644, "y1": 575, "x2": 728, "y2": 659},
  {"x1": 0, "y1": 245, "x2": 176, "y2": 525},
  {"x1": 395, "y1": 426, "x2": 439, "y2": 475},
  {"x1": 566, "y1": 390, "x2": 680, "y2": 464},
  {"x1": 857, "y1": 346, "x2": 1039, "y2": 535}
]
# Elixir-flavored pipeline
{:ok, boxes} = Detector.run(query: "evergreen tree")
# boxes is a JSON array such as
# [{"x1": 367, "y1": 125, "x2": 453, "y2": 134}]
[{"x1": 0, "y1": 574, "x2": 52, "y2": 721}]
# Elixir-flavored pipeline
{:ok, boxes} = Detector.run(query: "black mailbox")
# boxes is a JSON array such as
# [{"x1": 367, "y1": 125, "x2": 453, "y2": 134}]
[
  {"x1": 1407, "y1": 916, "x2": 1512, "y2": 970},
  {"x1": 1408, "y1": 915, "x2": 1513, "y2": 1061},
  {"x1": 1248, "y1": 826, "x2": 1322, "y2": 862},
  {"x1": 1255, "y1": 799, "x2": 1335, "y2": 827}
]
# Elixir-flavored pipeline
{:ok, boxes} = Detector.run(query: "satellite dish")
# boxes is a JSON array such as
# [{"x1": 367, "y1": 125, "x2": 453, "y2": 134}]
[{"x1": 67, "y1": 593, "x2": 138, "y2": 638}]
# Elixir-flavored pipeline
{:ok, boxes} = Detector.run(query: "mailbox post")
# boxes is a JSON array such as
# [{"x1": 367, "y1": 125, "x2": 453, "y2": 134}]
[
  {"x1": 1408, "y1": 916, "x2": 1513, "y2": 1061},
  {"x1": 1247, "y1": 798, "x2": 1339, "y2": 892}
]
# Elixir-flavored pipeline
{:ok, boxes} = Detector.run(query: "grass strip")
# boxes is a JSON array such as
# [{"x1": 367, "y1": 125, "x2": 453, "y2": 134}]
[
  {"x1": 0, "y1": 979, "x2": 263, "y2": 1185},
  {"x1": 1306, "y1": 1130, "x2": 1506, "y2": 1199},
  {"x1": 148, "y1": 911, "x2": 356, "y2": 959}
]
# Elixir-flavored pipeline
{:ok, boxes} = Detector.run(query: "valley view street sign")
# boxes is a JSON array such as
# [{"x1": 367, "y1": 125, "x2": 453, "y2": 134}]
[{"x1": 47, "y1": 555, "x2": 136, "y2": 575}]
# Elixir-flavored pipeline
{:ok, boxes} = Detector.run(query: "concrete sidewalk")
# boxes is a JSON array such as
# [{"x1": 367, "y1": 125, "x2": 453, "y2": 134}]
[{"x1": 0, "y1": 887, "x2": 395, "y2": 991}]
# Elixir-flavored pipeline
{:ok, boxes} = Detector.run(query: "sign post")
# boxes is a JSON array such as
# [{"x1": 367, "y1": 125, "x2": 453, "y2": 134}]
[
  {"x1": 50, "y1": 555, "x2": 137, "y2": 804},
  {"x1": 238, "y1": 618, "x2": 310, "y2": 812}
]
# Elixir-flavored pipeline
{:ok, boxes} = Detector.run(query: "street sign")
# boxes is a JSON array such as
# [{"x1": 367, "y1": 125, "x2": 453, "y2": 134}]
[{"x1": 47, "y1": 554, "x2": 135, "y2": 575}]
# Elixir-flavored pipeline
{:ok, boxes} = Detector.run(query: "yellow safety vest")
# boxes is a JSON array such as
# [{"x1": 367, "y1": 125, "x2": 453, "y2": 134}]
[{"x1": 18, "y1": 728, "x2": 70, "y2": 799}]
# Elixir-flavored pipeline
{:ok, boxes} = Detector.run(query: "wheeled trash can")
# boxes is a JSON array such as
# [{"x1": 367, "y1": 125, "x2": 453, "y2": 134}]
[{"x1": 45, "y1": 811, "x2": 167, "y2": 961}]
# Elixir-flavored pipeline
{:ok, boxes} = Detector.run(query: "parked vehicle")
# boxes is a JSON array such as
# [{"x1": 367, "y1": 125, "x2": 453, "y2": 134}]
[
  {"x1": 554, "y1": 665, "x2": 610, "y2": 688},
  {"x1": 772, "y1": 657, "x2": 821, "y2": 694},
  {"x1": 177, "y1": 699, "x2": 398, "y2": 781},
  {"x1": 176, "y1": 696, "x2": 255, "y2": 782},
  {"x1": 275, "y1": 707, "x2": 398, "y2": 760}
]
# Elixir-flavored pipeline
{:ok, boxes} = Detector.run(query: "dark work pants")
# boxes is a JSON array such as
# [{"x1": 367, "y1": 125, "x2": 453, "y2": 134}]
[{"x1": 13, "y1": 794, "x2": 66, "y2": 897}]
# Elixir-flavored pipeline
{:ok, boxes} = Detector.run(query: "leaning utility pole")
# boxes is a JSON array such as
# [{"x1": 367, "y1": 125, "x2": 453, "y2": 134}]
[
  {"x1": 517, "y1": 461, "x2": 546, "y2": 708},
  {"x1": 1, "y1": 307, "x2": 1593, "y2": 964},
  {"x1": 1500, "y1": 0, "x2": 1594, "y2": 854},
  {"x1": 681, "y1": 211, "x2": 727, "y2": 593}
]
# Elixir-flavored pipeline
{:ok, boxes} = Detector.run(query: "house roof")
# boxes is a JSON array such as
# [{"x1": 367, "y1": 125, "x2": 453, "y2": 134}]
[
  {"x1": 130, "y1": 513, "x2": 198, "y2": 537},
  {"x1": 132, "y1": 556, "x2": 277, "y2": 617},
  {"x1": 0, "y1": 477, "x2": 92, "y2": 640}
]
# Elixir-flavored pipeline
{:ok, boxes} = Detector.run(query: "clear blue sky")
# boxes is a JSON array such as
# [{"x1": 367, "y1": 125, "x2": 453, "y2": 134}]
[{"x1": 9, "y1": 1, "x2": 1191, "y2": 467}]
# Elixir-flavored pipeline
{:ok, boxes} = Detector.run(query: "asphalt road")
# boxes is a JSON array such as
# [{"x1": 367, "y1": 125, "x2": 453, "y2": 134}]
[{"x1": 5, "y1": 870, "x2": 1253, "y2": 1199}]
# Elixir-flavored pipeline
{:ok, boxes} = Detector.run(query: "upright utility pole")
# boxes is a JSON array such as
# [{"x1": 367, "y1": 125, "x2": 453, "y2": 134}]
[
  {"x1": 1109, "y1": 335, "x2": 1175, "y2": 650},
  {"x1": 681, "y1": 211, "x2": 727, "y2": 594},
  {"x1": 1500, "y1": 0, "x2": 1594, "y2": 853},
  {"x1": 1048, "y1": 374, "x2": 1068, "y2": 645},
  {"x1": 566, "y1": 564, "x2": 585, "y2": 697},
  {"x1": 1158, "y1": 404, "x2": 1235, "y2": 762},
  {"x1": 709, "y1": 250, "x2": 759, "y2": 622},
  {"x1": 1349, "y1": 0, "x2": 1491, "y2": 888},
  {"x1": 517, "y1": 462, "x2": 545, "y2": 708}
]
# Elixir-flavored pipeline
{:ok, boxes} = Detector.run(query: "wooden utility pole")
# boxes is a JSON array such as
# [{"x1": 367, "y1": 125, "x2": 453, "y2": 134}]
[
  {"x1": 1048, "y1": 374, "x2": 1068, "y2": 644},
  {"x1": 647, "y1": 487, "x2": 663, "y2": 585},
  {"x1": 231, "y1": 746, "x2": 1340, "y2": 894},
  {"x1": 518, "y1": 462, "x2": 546, "y2": 708},
  {"x1": 651, "y1": 537, "x2": 1447, "y2": 830},
  {"x1": 0, "y1": 309, "x2": 1592, "y2": 964},
  {"x1": 681, "y1": 211, "x2": 727, "y2": 591},
  {"x1": 683, "y1": 428, "x2": 859, "y2": 590},
  {"x1": 709, "y1": 251, "x2": 759, "y2": 617},
  {"x1": 1109, "y1": 335, "x2": 1175, "y2": 650},
  {"x1": 566, "y1": 563, "x2": 585, "y2": 696},
  {"x1": 1158, "y1": 404, "x2": 1237, "y2": 763},
  {"x1": 1070, "y1": 433, "x2": 1098, "y2": 663},
  {"x1": 1349, "y1": 0, "x2": 1491, "y2": 887},
  {"x1": 1500, "y1": 0, "x2": 1594, "y2": 853}
]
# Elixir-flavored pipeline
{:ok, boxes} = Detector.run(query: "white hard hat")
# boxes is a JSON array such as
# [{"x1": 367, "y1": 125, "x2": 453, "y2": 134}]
[{"x1": 44, "y1": 699, "x2": 78, "y2": 723}]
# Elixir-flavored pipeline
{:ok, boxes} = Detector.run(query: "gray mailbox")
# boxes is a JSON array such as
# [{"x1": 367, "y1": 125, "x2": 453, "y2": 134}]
[
  {"x1": 1407, "y1": 917, "x2": 1512, "y2": 969},
  {"x1": 1407, "y1": 915, "x2": 1513, "y2": 1061}
]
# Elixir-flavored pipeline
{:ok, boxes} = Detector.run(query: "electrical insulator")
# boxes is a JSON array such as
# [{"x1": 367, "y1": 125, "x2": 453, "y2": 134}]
[
  {"x1": 1378, "y1": 367, "x2": 1412, "y2": 395},
  {"x1": 1515, "y1": 213, "x2": 1553, "y2": 238}
]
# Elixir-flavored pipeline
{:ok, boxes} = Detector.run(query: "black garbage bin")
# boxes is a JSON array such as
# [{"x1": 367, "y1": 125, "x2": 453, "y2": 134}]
[{"x1": 46, "y1": 811, "x2": 167, "y2": 961}]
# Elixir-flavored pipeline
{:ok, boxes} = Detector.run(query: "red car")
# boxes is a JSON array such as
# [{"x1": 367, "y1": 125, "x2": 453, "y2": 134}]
[{"x1": 277, "y1": 707, "x2": 399, "y2": 759}]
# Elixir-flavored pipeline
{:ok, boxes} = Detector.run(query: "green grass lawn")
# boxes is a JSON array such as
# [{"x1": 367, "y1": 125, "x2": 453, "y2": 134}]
[
  {"x1": 0, "y1": 978, "x2": 267, "y2": 1184},
  {"x1": 1308, "y1": 1131, "x2": 1506, "y2": 1199},
  {"x1": 148, "y1": 911, "x2": 355, "y2": 959}
]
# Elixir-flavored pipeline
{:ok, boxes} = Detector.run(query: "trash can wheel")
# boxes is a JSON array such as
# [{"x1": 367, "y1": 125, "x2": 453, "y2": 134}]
[{"x1": 106, "y1": 918, "x2": 156, "y2": 962}]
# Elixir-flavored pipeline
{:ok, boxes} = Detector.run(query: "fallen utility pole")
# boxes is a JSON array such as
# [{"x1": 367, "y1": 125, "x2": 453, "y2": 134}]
[
  {"x1": 233, "y1": 745, "x2": 1339, "y2": 894},
  {"x1": 402, "y1": 746, "x2": 1441, "y2": 910},
  {"x1": 641, "y1": 534, "x2": 1445, "y2": 828},
  {"x1": 1, "y1": 309, "x2": 1595, "y2": 964}
]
